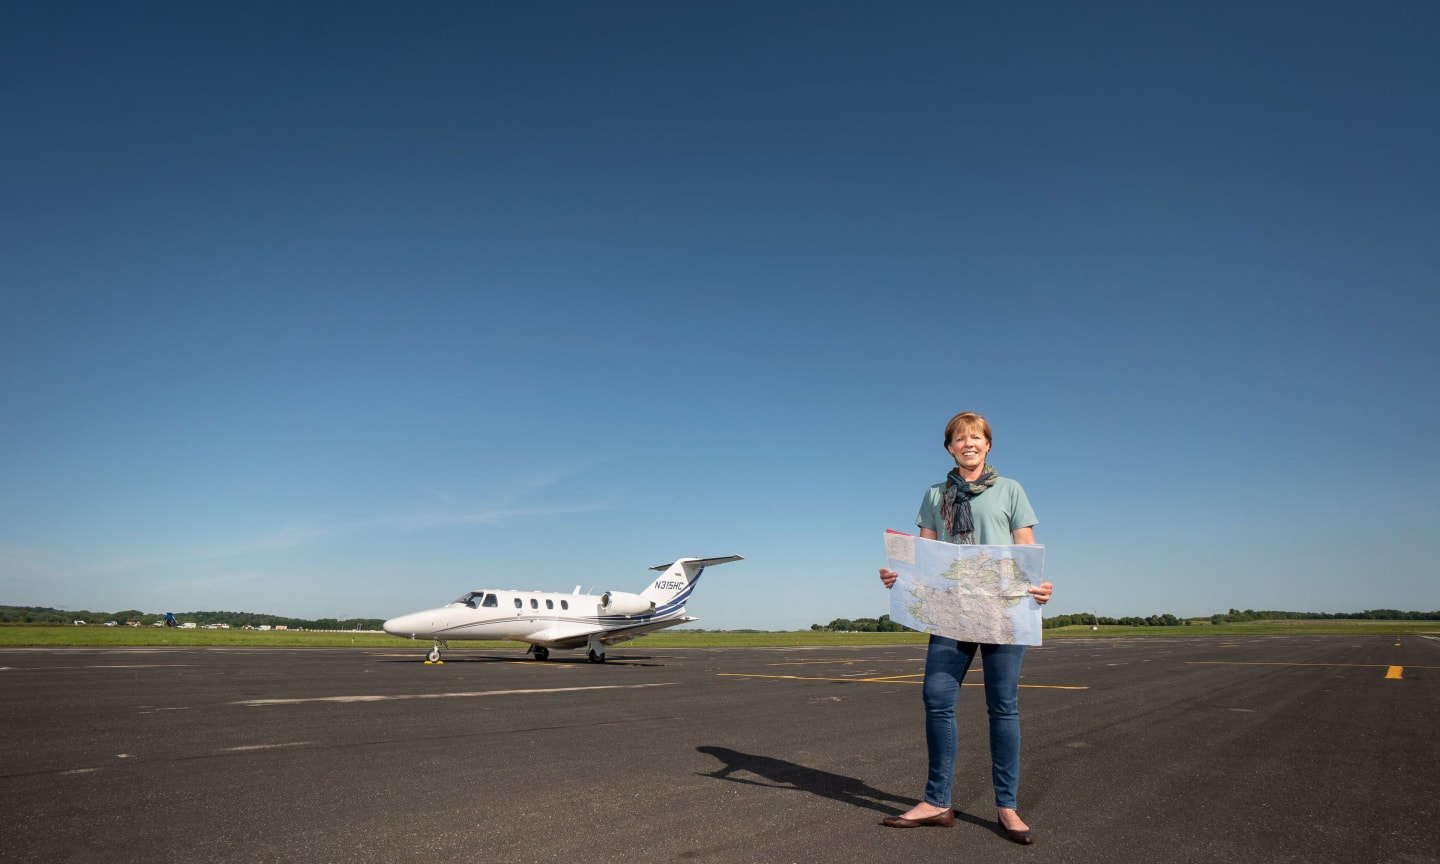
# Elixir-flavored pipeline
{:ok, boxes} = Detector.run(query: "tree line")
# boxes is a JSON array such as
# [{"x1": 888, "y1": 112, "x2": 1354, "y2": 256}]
[
  {"x1": 0, "y1": 605, "x2": 385, "y2": 631},
  {"x1": 1206, "y1": 608, "x2": 1440, "y2": 623},
  {"x1": 1043, "y1": 613, "x2": 1184, "y2": 628},
  {"x1": 811, "y1": 615, "x2": 912, "y2": 632}
]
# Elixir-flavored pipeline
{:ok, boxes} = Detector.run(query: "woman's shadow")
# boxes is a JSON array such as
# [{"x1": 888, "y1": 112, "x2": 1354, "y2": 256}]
[{"x1": 696, "y1": 745, "x2": 916, "y2": 816}]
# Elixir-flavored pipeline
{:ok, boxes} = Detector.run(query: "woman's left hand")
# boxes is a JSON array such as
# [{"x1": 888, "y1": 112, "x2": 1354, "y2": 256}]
[{"x1": 1028, "y1": 581, "x2": 1053, "y2": 605}]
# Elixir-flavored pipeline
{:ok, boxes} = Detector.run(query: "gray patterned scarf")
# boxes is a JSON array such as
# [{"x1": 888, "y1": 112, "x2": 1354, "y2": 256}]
[{"x1": 941, "y1": 464, "x2": 998, "y2": 543}]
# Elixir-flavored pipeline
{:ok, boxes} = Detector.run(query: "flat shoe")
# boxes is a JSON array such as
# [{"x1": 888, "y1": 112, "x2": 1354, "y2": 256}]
[
  {"x1": 999, "y1": 822, "x2": 1034, "y2": 845},
  {"x1": 881, "y1": 809, "x2": 955, "y2": 828}
]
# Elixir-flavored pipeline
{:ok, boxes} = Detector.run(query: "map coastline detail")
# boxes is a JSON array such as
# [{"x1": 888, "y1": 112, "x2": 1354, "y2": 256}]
[{"x1": 884, "y1": 531, "x2": 1045, "y2": 646}]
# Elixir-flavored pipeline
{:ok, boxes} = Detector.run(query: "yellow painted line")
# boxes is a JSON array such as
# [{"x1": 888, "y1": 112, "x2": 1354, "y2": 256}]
[
  {"x1": 768, "y1": 659, "x2": 924, "y2": 666},
  {"x1": 1190, "y1": 661, "x2": 1432, "y2": 679},
  {"x1": 721, "y1": 673, "x2": 914, "y2": 684},
  {"x1": 0, "y1": 665, "x2": 197, "y2": 671},
  {"x1": 232, "y1": 683, "x2": 677, "y2": 706},
  {"x1": 1188, "y1": 661, "x2": 1440, "y2": 669},
  {"x1": 719, "y1": 673, "x2": 1088, "y2": 690},
  {"x1": 373, "y1": 651, "x2": 578, "y2": 666}
]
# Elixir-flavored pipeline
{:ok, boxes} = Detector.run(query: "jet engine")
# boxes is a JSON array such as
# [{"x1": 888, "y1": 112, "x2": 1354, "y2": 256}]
[{"x1": 600, "y1": 591, "x2": 655, "y2": 616}]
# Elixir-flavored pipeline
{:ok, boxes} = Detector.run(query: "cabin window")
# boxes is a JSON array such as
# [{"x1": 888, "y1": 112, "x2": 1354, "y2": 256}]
[
  {"x1": 514, "y1": 598, "x2": 522, "y2": 608},
  {"x1": 561, "y1": 600, "x2": 569, "y2": 610},
  {"x1": 546, "y1": 599, "x2": 554, "y2": 609},
  {"x1": 530, "y1": 598, "x2": 538, "y2": 609},
  {"x1": 481, "y1": 595, "x2": 498, "y2": 608}
]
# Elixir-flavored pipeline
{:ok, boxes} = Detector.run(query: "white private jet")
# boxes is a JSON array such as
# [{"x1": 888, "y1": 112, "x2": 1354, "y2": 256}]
[{"x1": 382, "y1": 555, "x2": 742, "y2": 663}]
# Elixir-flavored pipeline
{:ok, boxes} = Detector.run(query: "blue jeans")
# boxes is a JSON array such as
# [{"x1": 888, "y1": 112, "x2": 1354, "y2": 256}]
[{"x1": 921, "y1": 636, "x2": 1026, "y2": 810}]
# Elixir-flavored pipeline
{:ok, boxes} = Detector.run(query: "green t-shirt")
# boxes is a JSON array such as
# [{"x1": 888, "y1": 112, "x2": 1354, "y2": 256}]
[{"x1": 916, "y1": 476, "x2": 1038, "y2": 545}]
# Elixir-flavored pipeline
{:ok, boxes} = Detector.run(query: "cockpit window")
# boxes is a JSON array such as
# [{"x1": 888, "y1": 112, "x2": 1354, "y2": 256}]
[
  {"x1": 452, "y1": 592, "x2": 483, "y2": 609},
  {"x1": 481, "y1": 594, "x2": 498, "y2": 608}
]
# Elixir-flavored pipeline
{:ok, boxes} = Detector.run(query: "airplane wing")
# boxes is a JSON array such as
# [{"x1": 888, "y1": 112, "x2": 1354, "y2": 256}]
[
  {"x1": 597, "y1": 615, "x2": 698, "y2": 646},
  {"x1": 524, "y1": 622, "x2": 601, "y2": 647},
  {"x1": 531, "y1": 616, "x2": 698, "y2": 650}
]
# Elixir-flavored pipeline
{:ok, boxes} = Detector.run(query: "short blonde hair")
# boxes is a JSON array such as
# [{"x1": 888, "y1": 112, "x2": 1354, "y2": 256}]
[{"x1": 943, "y1": 412, "x2": 992, "y2": 449}]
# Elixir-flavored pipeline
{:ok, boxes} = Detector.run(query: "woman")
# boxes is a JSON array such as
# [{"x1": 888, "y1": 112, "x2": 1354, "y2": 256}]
[{"x1": 878, "y1": 411, "x2": 1053, "y2": 844}]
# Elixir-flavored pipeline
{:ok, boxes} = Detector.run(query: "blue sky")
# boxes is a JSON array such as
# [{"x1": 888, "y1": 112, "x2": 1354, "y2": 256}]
[{"x1": 3, "y1": 1, "x2": 1437, "y2": 630}]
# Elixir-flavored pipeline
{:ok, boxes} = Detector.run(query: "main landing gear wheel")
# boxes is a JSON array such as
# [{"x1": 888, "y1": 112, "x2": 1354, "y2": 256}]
[
  {"x1": 426, "y1": 645, "x2": 442, "y2": 664},
  {"x1": 588, "y1": 648, "x2": 606, "y2": 664},
  {"x1": 533, "y1": 646, "x2": 550, "y2": 661}
]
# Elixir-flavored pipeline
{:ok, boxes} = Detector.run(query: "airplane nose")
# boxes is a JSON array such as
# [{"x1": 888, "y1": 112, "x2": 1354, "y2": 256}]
[
  {"x1": 383, "y1": 614, "x2": 417, "y2": 637},
  {"x1": 384, "y1": 610, "x2": 443, "y2": 638}
]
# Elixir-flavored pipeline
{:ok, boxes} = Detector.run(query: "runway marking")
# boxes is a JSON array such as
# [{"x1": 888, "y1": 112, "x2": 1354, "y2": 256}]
[
  {"x1": 1188, "y1": 661, "x2": 1437, "y2": 669},
  {"x1": 1189, "y1": 661, "x2": 1433, "y2": 679},
  {"x1": 232, "y1": 683, "x2": 677, "y2": 706},
  {"x1": 718, "y1": 673, "x2": 1088, "y2": 690},
  {"x1": 373, "y1": 652, "x2": 594, "y2": 667},
  {"x1": 0, "y1": 664, "x2": 194, "y2": 671},
  {"x1": 767, "y1": 659, "x2": 923, "y2": 667},
  {"x1": 222, "y1": 742, "x2": 315, "y2": 751}
]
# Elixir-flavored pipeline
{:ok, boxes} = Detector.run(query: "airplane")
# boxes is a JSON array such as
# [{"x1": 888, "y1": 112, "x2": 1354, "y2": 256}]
[{"x1": 382, "y1": 554, "x2": 742, "y2": 663}]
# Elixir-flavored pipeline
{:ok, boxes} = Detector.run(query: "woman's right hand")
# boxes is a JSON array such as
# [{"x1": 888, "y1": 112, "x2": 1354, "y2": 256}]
[{"x1": 878, "y1": 568, "x2": 898, "y2": 589}]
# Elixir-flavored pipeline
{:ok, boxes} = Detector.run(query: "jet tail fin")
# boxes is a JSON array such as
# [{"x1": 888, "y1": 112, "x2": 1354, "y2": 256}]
[{"x1": 640, "y1": 555, "x2": 742, "y2": 611}]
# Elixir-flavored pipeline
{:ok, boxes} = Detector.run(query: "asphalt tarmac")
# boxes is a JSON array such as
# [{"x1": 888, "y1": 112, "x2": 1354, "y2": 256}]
[{"x1": 1, "y1": 635, "x2": 1436, "y2": 864}]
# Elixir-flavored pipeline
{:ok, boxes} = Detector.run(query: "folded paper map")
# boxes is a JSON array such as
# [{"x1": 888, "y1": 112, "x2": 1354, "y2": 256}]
[{"x1": 884, "y1": 530, "x2": 1045, "y2": 646}]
